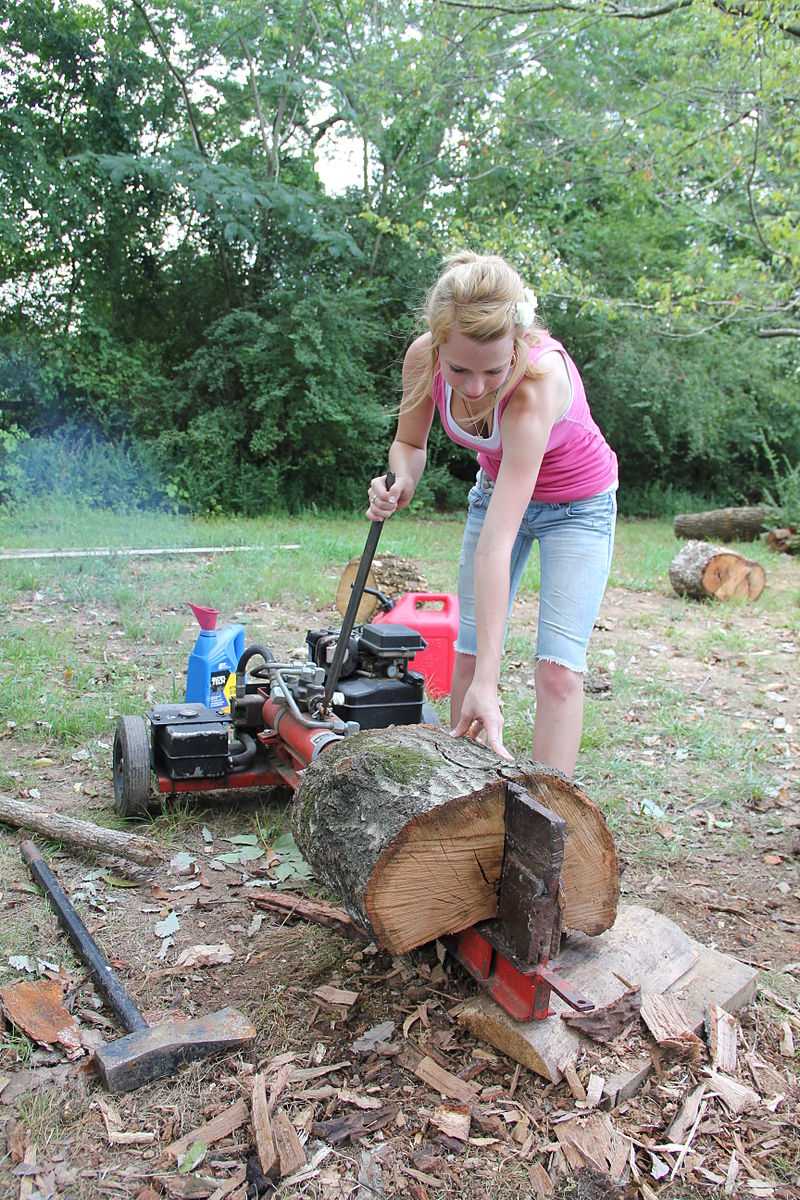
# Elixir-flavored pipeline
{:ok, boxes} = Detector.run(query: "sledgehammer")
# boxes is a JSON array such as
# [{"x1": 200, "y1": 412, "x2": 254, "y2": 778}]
[{"x1": 20, "y1": 840, "x2": 255, "y2": 1093}]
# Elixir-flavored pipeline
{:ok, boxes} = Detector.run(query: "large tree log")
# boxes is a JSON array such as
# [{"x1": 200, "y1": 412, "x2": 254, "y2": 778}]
[
  {"x1": 335, "y1": 553, "x2": 428, "y2": 623},
  {"x1": 673, "y1": 506, "x2": 767, "y2": 543},
  {"x1": 669, "y1": 540, "x2": 766, "y2": 601},
  {"x1": 291, "y1": 725, "x2": 618, "y2": 954},
  {"x1": 0, "y1": 793, "x2": 164, "y2": 866}
]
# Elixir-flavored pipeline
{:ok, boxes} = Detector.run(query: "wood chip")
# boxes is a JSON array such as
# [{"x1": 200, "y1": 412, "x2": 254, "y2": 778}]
[
  {"x1": 409, "y1": 1055, "x2": 479, "y2": 1104},
  {"x1": 583, "y1": 1073, "x2": 605, "y2": 1110},
  {"x1": 251, "y1": 1073, "x2": 278, "y2": 1178},
  {"x1": 706, "y1": 1004, "x2": 738, "y2": 1073},
  {"x1": 313, "y1": 985, "x2": 359, "y2": 1007},
  {"x1": 703, "y1": 1069, "x2": 759, "y2": 1114},
  {"x1": 166, "y1": 1099, "x2": 248, "y2": 1160},
  {"x1": 667, "y1": 1083, "x2": 707, "y2": 1144},
  {"x1": 337, "y1": 1087, "x2": 383, "y2": 1110},
  {"x1": 529, "y1": 1162, "x2": 555, "y2": 1195},
  {"x1": 272, "y1": 1109, "x2": 306, "y2": 1178},
  {"x1": 207, "y1": 1170, "x2": 247, "y2": 1200},
  {"x1": 430, "y1": 1103, "x2": 471, "y2": 1141},
  {"x1": 0, "y1": 977, "x2": 83, "y2": 1058},
  {"x1": 779, "y1": 1020, "x2": 795, "y2": 1057},
  {"x1": 560, "y1": 1058, "x2": 587, "y2": 1101},
  {"x1": 562, "y1": 986, "x2": 640, "y2": 1042},
  {"x1": 640, "y1": 993, "x2": 704, "y2": 1064},
  {"x1": 554, "y1": 1112, "x2": 630, "y2": 1181}
]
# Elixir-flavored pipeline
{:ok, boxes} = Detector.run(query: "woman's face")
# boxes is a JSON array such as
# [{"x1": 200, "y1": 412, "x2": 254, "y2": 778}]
[{"x1": 438, "y1": 328, "x2": 515, "y2": 403}]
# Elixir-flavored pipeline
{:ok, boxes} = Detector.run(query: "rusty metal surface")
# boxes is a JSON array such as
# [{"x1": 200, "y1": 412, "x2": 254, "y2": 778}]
[{"x1": 94, "y1": 1006, "x2": 256, "y2": 1094}]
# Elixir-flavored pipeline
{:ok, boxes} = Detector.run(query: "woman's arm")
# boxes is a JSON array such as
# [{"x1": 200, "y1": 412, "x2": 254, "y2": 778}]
[
  {"x1": 452, "y1": 355, "x2": 570, "y2": 754},
  {"x1": 368, "y1": 333, "x2": 436, "y2": 520}
]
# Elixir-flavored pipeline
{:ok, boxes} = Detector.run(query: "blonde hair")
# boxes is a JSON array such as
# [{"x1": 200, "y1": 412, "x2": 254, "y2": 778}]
[{"x1": 403, "y1": 250, "x2": 548, "y2": 419}]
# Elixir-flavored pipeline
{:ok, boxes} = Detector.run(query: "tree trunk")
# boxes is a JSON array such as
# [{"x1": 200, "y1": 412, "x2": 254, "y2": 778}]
[
  {"x1": 0, "y1": 793, "x2": 165, "y2": 866},
  {"x1": 766, "y1": 526, "x2": 799, "y2": 555},
  {"x1": 669, "y1": 540, "x2": 766, "y2": 601},
  {"x1": 291, "y1": 725, "x2": 618, "y2": 955},
  {"x1": 335, "y1": 553, "x2": 429, "y2": 623},
  {"x1": 673, "y1": 506, "x2": 767, "y2": 543}
]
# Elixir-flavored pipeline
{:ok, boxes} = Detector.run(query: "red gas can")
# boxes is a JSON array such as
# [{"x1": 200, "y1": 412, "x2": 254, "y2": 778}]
[{"x1": 375, "y1": 593, "x2": 459, "y2": 698}]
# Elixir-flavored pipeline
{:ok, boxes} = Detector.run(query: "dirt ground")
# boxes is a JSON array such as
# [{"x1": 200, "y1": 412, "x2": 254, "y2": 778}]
[{"x1": 1, "y1": 562, "x2": 798, "y2": 1200}]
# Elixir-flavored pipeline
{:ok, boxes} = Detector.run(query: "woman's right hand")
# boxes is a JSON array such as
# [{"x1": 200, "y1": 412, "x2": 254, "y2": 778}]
[{"x1": 366, "y1": 473, "x2": 414, "y2": 521}]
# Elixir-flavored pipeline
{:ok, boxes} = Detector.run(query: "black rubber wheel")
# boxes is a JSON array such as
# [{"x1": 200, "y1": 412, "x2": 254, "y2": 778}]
[
  {"x1": 112, "y1": 716, "x2": 152, "y2": 818},
  {"x1": 421, "y1": 702, "x2": 441, "y2": 726}
]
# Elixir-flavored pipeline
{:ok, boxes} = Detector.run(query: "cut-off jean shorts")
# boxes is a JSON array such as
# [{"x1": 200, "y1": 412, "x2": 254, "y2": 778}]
[{"x1": 456, "y1": 470, "x2": 617, "y2": 674}]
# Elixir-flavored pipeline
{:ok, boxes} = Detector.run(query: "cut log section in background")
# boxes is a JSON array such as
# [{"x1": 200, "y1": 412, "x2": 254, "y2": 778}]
[
  {"x1": 669, "y1": 540, "x2": 766, "y2": 602},
  {"x1": 291, "y1": 724, "x2": 618, "y2": 954},
  {"x1": 673, "y1": 506, "x2": 767, "y2": 543},
  {"x1": 335, "y1": 554, "x2": 428, "y2": 623}
]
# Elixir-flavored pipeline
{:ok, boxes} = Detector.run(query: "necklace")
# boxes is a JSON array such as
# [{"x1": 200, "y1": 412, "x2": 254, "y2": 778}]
[{"x1": 457, "y1": 394, "x2": 493, "y2": 439}]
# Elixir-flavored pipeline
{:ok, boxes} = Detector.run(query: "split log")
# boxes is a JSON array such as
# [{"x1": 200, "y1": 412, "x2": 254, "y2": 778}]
[
  {"x1": 0, "y1": 793, "x2": 164, "y2": 866},
  {"x1": 335, "y1": 553, "x2": 428, "y2": 623},
  {"x1": 668, "y1": 540, "x2": 765, "y2": 601},
  {"x1": 291, "y1": 724, "x2": 618, "y2": 954},
  {"x1": 673, "y1": 506, "x2": 767, "y2": 543}
]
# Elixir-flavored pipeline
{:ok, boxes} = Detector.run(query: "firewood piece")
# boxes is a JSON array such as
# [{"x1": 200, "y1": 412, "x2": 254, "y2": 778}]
[
  {"x1": 0, "y1": 792, "x2": 164, "y2": 866},
  {"x1": 706, "y1": 1004, "x2": 738, "y2": 1073},
  {"x1": 673, "y1": 506, "x2": 768, "y2": 543},
  {"x1": 291, "y1": 725, "x2": 618, "y2": 955},
  {"x1": 560, "y1": 1058, "x2": 587, "y2": 1101},
  {"x1": 272, "y1": 1110, "x2": 306, "y2": 1178},
  {"x1": 562, "y1": 986, "x2": 641, "y2": 1042},
  {"x1": 640, "y1": 994, "x2": 704, "y2": 1064},
  {"x1": 702, "y1": 1069, "x2": 759, "y2": 1114},
  {"x1": 165, "y1": 1099, "x2": 248, "y2": 1160},
  {"x1": 668, "y1": 540, "x2": 765, "y2": 601},
  {"x1": 251, "y1": 1074, "x2": 279, "y2": 1179},
  {"x1": 247, "y1": 890, "x2": 368, "y2": 941},
  {"x1": 335, "y1": 553, "x2": 428, "y2": 622}
]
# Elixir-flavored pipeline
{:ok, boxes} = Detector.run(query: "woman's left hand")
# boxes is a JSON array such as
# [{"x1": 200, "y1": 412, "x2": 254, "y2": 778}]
[{"x1": 451, "y1": 681, "x2": 512, "y2": 760}]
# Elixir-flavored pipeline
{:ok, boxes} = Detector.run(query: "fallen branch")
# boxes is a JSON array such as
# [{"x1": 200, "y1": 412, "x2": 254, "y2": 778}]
[
  {"x1": 0, "y1": 793, "x2": 164, "y2": 867},
  {"x1": 247, "y1": 889, "x2": 369, "y2": 941}
]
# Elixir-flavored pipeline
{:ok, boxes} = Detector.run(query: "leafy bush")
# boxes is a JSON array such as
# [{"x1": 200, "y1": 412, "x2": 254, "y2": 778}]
[{"x1": 4, "y1": 426, "x2": 175, "y2": 511}]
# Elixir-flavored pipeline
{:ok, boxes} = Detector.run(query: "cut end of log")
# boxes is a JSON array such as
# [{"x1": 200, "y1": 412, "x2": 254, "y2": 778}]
[
  {"x1": 669, "y1": 541, "x2": 766, "y2": 602},
  {"x1": 365, "y1": 780, "x2": 506, "y2": 953}
]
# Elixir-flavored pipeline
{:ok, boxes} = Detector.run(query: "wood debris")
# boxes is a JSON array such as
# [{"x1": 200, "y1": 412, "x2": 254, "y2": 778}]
[
  {"x1": 271, "y1": 1109, "x2": 306, "y2": 1178},
  {"x1": 405, "y1": 1053, "x2": 479, "y2": 1103},
  {"x1": 165, "y1": 1099, "x2": 248, "y2": 1160},
  {"x1": 430, "y1": 1102, "x2": 471, "y2": 1141},
  {"x1": 561, "y1": 985, "x2": 640, "y2": 1042},
  {"x1": 554, "y1": 1111, "x2": 631, "y2": 1182},
  {"x1": 313, "y1": 985, "x2": 359, "y2": 1007},
  {"x1": 0, "y1": 977, "x2": 84, "y2": 1059},
  {"x1": 640, "y1": 993, "x2": 705, "y2": 1064},
  {"x1": 706, "y1": 1003, "x2": 738, "y2": 1072},
  {"x1": 251, "y1": 1073, "x2": 278, "y2": 1178},
  {"x1": 703, "y1": 1069, "x2": 760, "y2": 1114},
  {"x1": 248, "y1": 889, "x2": 369, "y2": 940}
]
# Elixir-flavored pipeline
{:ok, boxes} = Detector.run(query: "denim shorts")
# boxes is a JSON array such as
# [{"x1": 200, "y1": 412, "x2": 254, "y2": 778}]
[{"x1": 456, "y1": 473, "x2": 617, "y2": 673}]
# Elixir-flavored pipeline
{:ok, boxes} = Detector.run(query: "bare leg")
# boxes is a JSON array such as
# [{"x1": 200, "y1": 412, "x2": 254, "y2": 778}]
[
  {"x1": 450, "y1": 652, "x2": 476, "y2": 727},
  {"x1": 532, "y1": 660, "x2": 584, "y2": 776}
]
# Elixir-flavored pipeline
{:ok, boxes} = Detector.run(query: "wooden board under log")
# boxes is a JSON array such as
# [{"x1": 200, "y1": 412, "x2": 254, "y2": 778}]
[
  {"x1": 669, "y1": 540, "x2": 766, "y2": 601},
  {"x1": 673, "y1": 506, "x2": 767, "y2": 543},
  {"x1": 335, "y1": 553, "x2": 428, "y2": 623},
  {"x1": 291, "y1": 724, "x2": 618, "y2": 954}
]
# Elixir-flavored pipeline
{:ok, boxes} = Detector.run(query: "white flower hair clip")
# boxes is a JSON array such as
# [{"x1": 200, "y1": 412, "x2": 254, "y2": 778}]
[{"x1": 513, "y1": 287, "x2": 538, "y2": 330}]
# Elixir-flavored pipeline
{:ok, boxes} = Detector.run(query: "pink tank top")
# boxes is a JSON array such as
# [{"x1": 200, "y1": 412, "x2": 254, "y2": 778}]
[{"x1": 433, "y1": 335, "x2": 618, "y2": 502}]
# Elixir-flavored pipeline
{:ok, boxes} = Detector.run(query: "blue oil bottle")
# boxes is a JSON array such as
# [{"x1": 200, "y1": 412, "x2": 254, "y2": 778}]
[{"x1": 185, "y1": 604, "x2": 246, "y2": 714}]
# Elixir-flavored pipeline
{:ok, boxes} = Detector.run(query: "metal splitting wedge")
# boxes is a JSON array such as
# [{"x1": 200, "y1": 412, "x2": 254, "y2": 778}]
[{"x1": 20, "y1": 839, "x2": 256, "y2": 1093}]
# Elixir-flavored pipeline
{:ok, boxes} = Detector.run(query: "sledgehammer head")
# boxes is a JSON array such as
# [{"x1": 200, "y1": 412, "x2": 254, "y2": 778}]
[{"x1": 94, "y1": 1006, "x2": 256, "y2": 1094}]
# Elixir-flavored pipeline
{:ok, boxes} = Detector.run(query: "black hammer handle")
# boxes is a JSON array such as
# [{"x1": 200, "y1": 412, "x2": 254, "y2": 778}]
[
  {"x1": 20, "y1": 840, "x2": 148, "y2": 1034},
  {"x1": 322, "y1": 471, "x2": 396, "y2": 711}
]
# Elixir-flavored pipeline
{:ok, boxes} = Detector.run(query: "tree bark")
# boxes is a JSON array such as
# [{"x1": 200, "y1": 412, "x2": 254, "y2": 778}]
[
  {"x1": 669, "y1": 540, "x2": 766, "y2": 601},
  {"x1": 335, "y1": 554, "x2": 429, "y2": 622},
  {"x1": 0, "y1": 794, "x2": 164, "y2": 866},
  {"x1": 673, "y1": 506, "x2": 767, "y2": 543},
  {"x1": 291, "y1": 725, "x2": 618, "y2": 954}
]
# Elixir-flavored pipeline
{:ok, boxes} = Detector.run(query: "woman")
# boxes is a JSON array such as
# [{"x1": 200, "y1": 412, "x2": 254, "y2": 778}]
[{"x1": 367, "y1": 252, "x2": 617, "y2": 773}]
